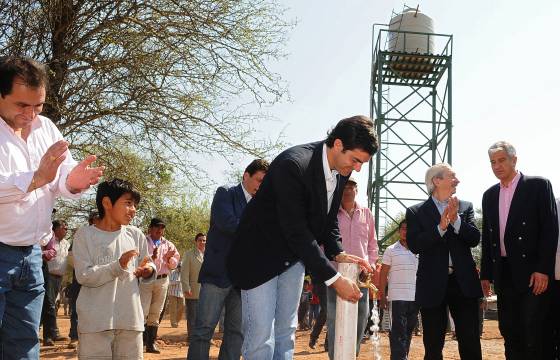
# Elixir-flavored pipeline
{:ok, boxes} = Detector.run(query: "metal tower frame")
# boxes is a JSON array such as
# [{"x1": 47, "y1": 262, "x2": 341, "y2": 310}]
[{"x1": 367, "y1": 24, "x2": 453, "y2": 244}]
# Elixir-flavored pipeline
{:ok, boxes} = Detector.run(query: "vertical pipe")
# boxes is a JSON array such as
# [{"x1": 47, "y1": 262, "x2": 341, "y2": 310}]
[
  {"x1": 374, "y1": 51, "x2": 383, "y2": 238},
  {"x1": 447, "y1": 59, "x2": 453, "y2": 165},
  {"x1": 432, "y1": 89, "x2": 437, "y2": 165},
  {"x1": 368, "y1": 25, "x2": 376, "y2": 209},
  {"x1": 334, "y1": 263, "x2": 360, "y2": 360}
]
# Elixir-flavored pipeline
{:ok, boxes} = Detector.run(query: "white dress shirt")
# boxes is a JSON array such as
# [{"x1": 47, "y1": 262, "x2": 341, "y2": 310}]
[
  {"x1": 241, "y1": 183, "x2": 252, "y2": 203},
  {"x1": 432, "y1": 196, "x2": 461, "y2": 270},
  {"x1": 322, "y1": 144, "x2": 341, "y2": 286},
  {"x1": 322, "y1": 144, "x2": 339, "y2": 212},
  {"x1": 0, "y1": 115, "x2": 79, "y2": 246}
]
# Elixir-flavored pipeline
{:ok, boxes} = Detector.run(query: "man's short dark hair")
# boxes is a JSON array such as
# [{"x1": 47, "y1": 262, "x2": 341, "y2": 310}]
[
  {"x1": 244, "y1": 159, "x2": 269, "y2": 176},
  {"x1": 195, "y1": 233, "x2": 206, "y2": 241},
  {"x1": 398, "y1": 219, "x2": 407, "y2": 229},
  {"x1": 325, "y1": 115, "x2": 378, "y2": 155},
  {"x1": 52, "y1": 220, "x2": 67, "y2": 231},
  {"x1": 0, "y1": 56, "x2": 48, "y2": 97},
  {"x1": 96, "y1": 179, "x2": 141, "y2": 219}
]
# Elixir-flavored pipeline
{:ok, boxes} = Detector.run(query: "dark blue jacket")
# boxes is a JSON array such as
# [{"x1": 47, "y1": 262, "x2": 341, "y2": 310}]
[
  {"x1": 198, "y1": 184, "x2": 247, "y2": 288},
  {"x1": 407, "y1": 198, "x2": 483, "y2": 307},
  {"x1": 480, "y1": 174, "x2": 558, "y2": 293}
]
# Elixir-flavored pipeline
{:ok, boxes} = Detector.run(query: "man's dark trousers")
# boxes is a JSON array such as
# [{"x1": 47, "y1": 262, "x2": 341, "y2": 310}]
[
  {"x1": 420, "y1": 274, "x2": 481, "y2": 360},
  {"x1": 309, "y1": 279, "x2": 327, "y2": 347},
  {"x1": 498, "y1": 259, "x2": 550, "y2": 360},
  {"x1": 41, "y1": 262, "x2": 61, "y2": 341}
]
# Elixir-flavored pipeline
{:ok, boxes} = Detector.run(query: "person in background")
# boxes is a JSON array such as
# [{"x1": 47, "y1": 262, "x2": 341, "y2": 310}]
[
  {"x1": 298, "y1": 280, "x2": 312, "y2": 331},
  {"x1": 326, "y1": 176, "x2": 378, "y2": 359},
  {"x1": 41, "y1": 220, "x2": 71, "y2": 346},
  {"x1": 140, "y1": 218, "x2": 180, "y2": 353},
  {"x1": 181, "y1": 233, "x2": 206, "y2": 339},
  {"x1": 378, "y1": 219, "x2": 419, "y2": 360},
  {"x1": 308, "y1": 283, "x2": 321, "y2": 329},
  {"x1": 167, "y1": 264, "x2": 185, "y2": 328}
]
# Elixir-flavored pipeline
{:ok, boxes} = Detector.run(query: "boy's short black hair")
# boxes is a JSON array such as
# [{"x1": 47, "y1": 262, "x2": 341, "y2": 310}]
[
  {"x1": 398, "y1": 219, "x2": 407, "y2": 229},
  {"x1": 96, "y1": 179, "x2": 141, "y2": 218},
  {"x1": 325, "y1": 115, "x2": 378, "y2": 155},
  {"x1": 195, "y1": 233, "x2": 206, "y2": 241},
  {"x1": 244, "y1": 159, "x2": 269, "y2": 176}
]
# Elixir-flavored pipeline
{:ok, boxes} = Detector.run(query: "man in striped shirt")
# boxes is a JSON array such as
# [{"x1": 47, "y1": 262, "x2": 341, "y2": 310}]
[{"x1": 379, "y1": 219, "x2": 419, "y2": 360}]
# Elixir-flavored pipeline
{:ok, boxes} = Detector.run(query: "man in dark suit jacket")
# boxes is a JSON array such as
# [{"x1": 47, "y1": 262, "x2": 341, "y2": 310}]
[
  {"x1": 227, "y1": 116, "x2": 378, "y2": 360},
  {"x1": 187, "y1": 159, "x2": 269, "y2": 360},
  {"x1": 406, "y1": 163, "x2": 482, "y2": 360},
  {"x1": 480, "y1": 141, "x2": 558, "y2": 359}
]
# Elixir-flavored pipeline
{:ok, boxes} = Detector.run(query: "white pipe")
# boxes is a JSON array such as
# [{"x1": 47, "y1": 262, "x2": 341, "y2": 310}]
[{"x1": 334, "y1": 263, "x2": 360, "y2": 360}]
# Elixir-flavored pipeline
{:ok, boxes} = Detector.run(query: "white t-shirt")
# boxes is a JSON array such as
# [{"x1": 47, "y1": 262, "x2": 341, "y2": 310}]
[{"x1": 382, "y1": 241, "x2": 418, "y2": 301}]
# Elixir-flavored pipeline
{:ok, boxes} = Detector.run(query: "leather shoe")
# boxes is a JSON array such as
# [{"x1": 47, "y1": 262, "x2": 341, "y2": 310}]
[
  {"x1": 309, "y1": 338, "x2": 316, "y2": 349},
  {"x1": 43, "y1": 338, "x2": 55, "y2": 346}
]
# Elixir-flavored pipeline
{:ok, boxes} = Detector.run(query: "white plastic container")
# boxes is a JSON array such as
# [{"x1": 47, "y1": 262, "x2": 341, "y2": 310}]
[{"x1": 388, "y1": 9, "x2": 434, "y2": 54}]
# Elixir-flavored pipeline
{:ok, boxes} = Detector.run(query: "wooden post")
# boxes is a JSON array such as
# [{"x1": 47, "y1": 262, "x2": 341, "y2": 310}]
[{"x1": 333, "y1": 263, "x2": 360, "y2": 360}]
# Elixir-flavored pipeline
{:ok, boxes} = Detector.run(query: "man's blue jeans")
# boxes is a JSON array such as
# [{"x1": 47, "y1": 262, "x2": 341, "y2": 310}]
[
  {"x1": 241, "y1": 261, "x2": 305, "y2": 360},
  {"x1": 389, "y1": 300, "x2": 419, "y2": 360},
  {"x1": 0, "y1": 244, "x2": 44, "y2": 360},
  {"x1": 326, "y1": 286, "x2": 369, "y2": 360},
  {"x1": 186, "y1": 283, "x2": 243, "y2": 360}
]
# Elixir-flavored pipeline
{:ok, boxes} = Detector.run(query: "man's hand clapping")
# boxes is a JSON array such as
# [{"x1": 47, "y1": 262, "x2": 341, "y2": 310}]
[{"x1": 66, "y1": 155, "x2": 104, "y2": 193}]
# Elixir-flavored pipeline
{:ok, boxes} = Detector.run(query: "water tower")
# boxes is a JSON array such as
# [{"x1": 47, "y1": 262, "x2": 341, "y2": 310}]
[{"x1": 367, "y1": 6, "x2": 453, "y2": 244}]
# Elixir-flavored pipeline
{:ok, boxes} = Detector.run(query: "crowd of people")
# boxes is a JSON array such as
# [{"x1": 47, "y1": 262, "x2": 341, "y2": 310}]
[{"x1": 2, "y1": 55, "x2": 560, "y2": 360}]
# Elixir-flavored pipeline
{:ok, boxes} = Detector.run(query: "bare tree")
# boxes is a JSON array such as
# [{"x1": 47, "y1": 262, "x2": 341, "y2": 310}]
[{"x1": 0, "y1": 0, "x2": 290, "y2": 182}]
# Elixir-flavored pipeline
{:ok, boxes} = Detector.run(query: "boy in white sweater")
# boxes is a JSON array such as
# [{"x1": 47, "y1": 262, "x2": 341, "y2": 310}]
[{"x1": 73, "y1": 179, "x2": 156, "y2": 359}]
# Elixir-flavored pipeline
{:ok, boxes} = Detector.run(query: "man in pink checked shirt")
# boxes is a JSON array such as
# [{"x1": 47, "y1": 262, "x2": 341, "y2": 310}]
[
  {"x1": 139, "y1": 217, "x2": 180, "y2": 353},
  {"x1": 0, "y1": 56, "x2": 103, "y2": 360},
  {"x1": 326, "y1": 176, "x2": 378, "y2": 359}
]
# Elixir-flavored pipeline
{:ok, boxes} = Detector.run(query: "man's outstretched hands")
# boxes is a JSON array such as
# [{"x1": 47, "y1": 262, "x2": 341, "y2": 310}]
[{"x1": 66, "y1": 155, "x2": 104, "y2": 193}]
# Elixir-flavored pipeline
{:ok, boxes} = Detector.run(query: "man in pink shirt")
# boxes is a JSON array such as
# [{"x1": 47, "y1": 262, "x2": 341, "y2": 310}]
[
  {"x1": 480, "y1": 141, "x2": 558, "y2": 359},
  {"x1": 326, "y1": 177, "x2": 378, "y2": 359},
  {"x1": 139, "y1": 217, "x2": 180, "y2": 353}
]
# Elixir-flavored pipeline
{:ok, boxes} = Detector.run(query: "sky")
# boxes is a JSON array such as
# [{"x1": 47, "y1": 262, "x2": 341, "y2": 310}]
[{"x1": 213, "y1": 0, "x2": 560, "y2": 232}]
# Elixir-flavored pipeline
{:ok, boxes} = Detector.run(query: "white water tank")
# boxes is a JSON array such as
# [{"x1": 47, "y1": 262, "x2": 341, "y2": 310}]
[{"x1": 388, "y1": 8, "x2": 434, "y2": 54}]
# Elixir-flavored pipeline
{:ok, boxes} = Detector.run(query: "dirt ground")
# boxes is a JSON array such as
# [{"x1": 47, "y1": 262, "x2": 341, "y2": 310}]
[{"x1": 40, "y1": 311, "x2": 506, "y2": 359}]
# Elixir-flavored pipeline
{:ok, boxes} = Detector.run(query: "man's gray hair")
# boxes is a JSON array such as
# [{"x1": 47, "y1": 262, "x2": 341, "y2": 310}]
[
  {"x1": 488, "y1": 141, "x2": 516, "y2": 158},
  {"x1": 425, "y1": 163, "x2": 452, "y2": 195}
]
